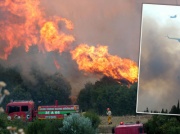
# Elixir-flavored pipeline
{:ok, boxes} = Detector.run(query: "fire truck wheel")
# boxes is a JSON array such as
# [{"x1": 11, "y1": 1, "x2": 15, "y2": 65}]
[
  {"x1": 17, "y1": 116, "x2": 21, "y2": 119},
  {"x1": 7, "y1": 116, "x2": 11, "y2": 120},
  {"x1": 14, "y1": 115, "x2": 18, "y2": 118},
  {"x1": 14, "y1": 115, "x2": 21, "y2": 119},
  {"x1": 26, "y1": 115, "x2": 30, "y2": 119}
]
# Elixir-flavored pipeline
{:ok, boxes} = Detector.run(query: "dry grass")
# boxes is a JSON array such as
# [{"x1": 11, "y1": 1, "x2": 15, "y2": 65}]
[{"x1": 99, "y1": 115, "x2": 152, "y2": 126}]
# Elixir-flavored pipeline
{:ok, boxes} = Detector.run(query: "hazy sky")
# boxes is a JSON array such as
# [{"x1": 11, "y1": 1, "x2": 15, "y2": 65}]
[{"x1": 137, "y1": 4, "x2": 180, "y2": 114}]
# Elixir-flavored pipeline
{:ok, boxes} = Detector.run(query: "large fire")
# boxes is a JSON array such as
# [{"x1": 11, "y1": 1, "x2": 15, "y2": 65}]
[
  {"x1": 71, "y1": 44, "x2": 138, "y2": 84},
  {"x1": 0, "y1": 0, "x2": 74, "y2": 59},
  {"x1": 40, "y1": 21, "x2": 74, "y2": 53},
  {"x1": 0, "y1": 0, "x2": 138, "y2": 85}
]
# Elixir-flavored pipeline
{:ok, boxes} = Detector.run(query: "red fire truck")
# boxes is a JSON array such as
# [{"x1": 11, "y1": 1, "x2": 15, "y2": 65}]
[
  {"x1": 5, "y1": 100, "x2": 79, "y2": 121},
  {"x1": 115, "y1": 122, "x2": 145, "y2": 134}
]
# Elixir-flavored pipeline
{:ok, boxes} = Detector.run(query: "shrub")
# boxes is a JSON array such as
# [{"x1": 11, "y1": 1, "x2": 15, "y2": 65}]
[
  {"x1": 83, "y1": 111, "x2": 101, "y2": 129},
  {"x1": 144, "y1": 115, "x2": 180, "y2": 134},
  {"x1": 59, "y1": 113, "x2": 96, "y2": 134},
  {"x1": 0, "y1": 113, "x2": 26, "y2": 134},
  {"x1": 0, "y1": 113, "x2": 8, "y2": 134},
  {"x1": 26, "y1": 119, "x2": 63, "y2": 134}
]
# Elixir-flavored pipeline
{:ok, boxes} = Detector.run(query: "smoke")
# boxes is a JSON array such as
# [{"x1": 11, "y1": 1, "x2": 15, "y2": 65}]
[
  {"x1": 137, "y1": 9, "x2": 180, "y2": 112},
  {"x1": 0, "y1": 0, "x2": 179, "y2": 96},
  {"x1": 40, "y1": 0, "x2": 141, "y2": 62}
]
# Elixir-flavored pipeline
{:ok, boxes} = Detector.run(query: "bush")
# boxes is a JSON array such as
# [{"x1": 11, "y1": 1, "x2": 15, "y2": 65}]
[
  {"x1": 83, "y1": 111, "x2": 101, "y2": 129},
  {"x1": 0, "y1": 113, "x2": 27, "y2": 134},
  {"x1": 0, "y1": 113, "x2": 8, "y2": 134},
  {"x1": 144, "y1": 115, "x2": 180, "y2": 134},
  {"x1": 59, "y1": 113, "x2": 96, "y2": 134},
  {"x1": 26, "y1": 119, "x2": 63, "y2": 134},
  {"x1": 159, "y1": 118, "x2": 180, "y2": 134}
]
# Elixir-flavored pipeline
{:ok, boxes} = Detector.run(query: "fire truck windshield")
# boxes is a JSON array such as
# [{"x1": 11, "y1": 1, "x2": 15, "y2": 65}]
[
  {"x1": 7, "y1": 106, "x2": 20, "y2": 113},
  {"x1": 7, "y1": 105, "x2": 29, "y2": 113}
]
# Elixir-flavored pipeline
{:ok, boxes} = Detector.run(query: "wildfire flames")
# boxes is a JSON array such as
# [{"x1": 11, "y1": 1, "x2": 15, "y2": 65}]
[
  {"x1": 40, "y1": 19, "x2": 74, "y2": 53},
  {"x1": 0, "y1": 0, "x2": 74, "y2": 59},
  {"x1": 53, "y1": 58, "x2": 61, "y2": 70},
  {"x1": 0, "y1": 0, "x2": 138, "y2": 85},
  {"x1": 71, "y1": 44, "x2": 138, "y2": 84}
]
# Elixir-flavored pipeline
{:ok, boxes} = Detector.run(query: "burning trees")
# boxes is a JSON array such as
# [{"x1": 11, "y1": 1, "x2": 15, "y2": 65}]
[
  {"x1": 0, "y1": 0, "x2": 138, "y2": 97},
  {"x1": 71, "y1": 44, "x2": 138, "y2": 84}
]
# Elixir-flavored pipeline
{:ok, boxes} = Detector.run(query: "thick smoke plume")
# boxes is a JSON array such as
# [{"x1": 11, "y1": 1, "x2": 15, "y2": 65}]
[{"x1": 138, "y1": 12, "x2": 180, "y2": 112}]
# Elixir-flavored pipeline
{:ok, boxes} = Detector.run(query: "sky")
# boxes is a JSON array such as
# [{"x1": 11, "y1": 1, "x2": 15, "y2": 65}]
[
  {"x1": 0, "y1": 0, "x2": 179, "y2": 97},
  {"x1": 137, "y1": 3, "x2": 180, "y2": 114}
]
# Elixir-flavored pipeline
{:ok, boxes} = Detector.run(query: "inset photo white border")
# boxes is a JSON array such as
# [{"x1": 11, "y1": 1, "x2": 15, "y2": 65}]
[{"x1": 137, "y1": 3, "x2": 180, "y2": 116}]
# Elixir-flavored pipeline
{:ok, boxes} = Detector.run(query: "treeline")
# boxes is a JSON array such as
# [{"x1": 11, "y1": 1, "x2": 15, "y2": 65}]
[
  {"x1": 143, "y1": 101, "x2": 180, "y2": 133},
  {"x1": 0, "y1": 64, "x2": 137, "y2": 116},
  {"x1": 0, "y1": 65, "x2": 71, "y2": 109},
  {"x1": 77, "y1": 77, "x2": 137, "y2": 116},
  {"x1": 144, "y1": 115, "x2": 180, "y2": 134},
  {"x1": 144, "y1": 100, "x2": 180, "y2": 115}
]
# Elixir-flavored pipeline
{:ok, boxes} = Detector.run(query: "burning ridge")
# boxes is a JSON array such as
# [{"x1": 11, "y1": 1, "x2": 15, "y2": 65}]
[
  {"x1": 0, "y1": 0, "x2": 138, "y2": 84},
  {"x1": 0, "y1": 0, "x2": 74, "y2": 59},
  {"x1": 71, "y1": 44, "x2": 138, "y2": 84}
]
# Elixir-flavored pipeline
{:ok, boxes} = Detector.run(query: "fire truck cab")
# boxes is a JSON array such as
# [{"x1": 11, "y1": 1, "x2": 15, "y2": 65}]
[{"x1": 6, "y1": 100, "x2": 35, "y2": 121}]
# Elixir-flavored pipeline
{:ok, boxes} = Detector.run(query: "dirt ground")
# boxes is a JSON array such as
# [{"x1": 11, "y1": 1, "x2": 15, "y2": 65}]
[{"x1": 99, "y1": 115, "x2": 152, "y2": 126}]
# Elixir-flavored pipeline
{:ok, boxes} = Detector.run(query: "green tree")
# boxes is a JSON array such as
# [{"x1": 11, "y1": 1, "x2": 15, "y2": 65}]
[
  {"x1": 83, "y1": 111, "x2": 101, "y2": 129},
  {"x1": 77, "y1": 83, "x2": 94, "y2": 112},
  {"x1": 27, "y1": 68, "x2": 72, "y2": 107},
  {"x1": 144, "y1": 115, "x2": 180, "y2": 134},
  {"x1": 177, "y1": 100, "x2": 180, "y2": 114},
  {"x1": 10, "y1": 85, "x2": 32, "y2": 101},
  {"x1": 170, "y1": 105, "x2": 177, "y2": 114},
  {"x1": 161, "y1": 108, "x2": 165, "y2": 113},
  {"x1": 77, "y1": 76, "x2": 137, "y2": 116},
  {"x1": 0, "y1": 64, "x2": 72, "y2": 110},
  {"x1": 145, "y1": 107, "x2": 149, "y2": 112},
  {"x1": 0, "y1": 65, "x2": 24, "y2": 108},
  {"x1": 169, "y1": 100, "x2": 180, "y2": 114}
]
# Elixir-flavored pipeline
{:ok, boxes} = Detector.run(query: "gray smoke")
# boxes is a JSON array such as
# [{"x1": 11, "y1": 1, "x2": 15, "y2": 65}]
[{"x1": 137, "y1": 11, "x2": 180, "y2": 113}]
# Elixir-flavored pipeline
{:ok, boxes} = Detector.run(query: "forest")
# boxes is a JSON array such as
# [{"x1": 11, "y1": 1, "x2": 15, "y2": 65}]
[
  {"x1": 0, "y1": 64, "x2": 137, "y2": 116},
  {"x1": 1, "y1": 64, "x2": 180, "y2": 134},
  {"x1": 0, "y1": 65, "x2": 71, "y2": 109},
  {"x1": 77, "y1": 77, "x2": 137, "y2": 115}
]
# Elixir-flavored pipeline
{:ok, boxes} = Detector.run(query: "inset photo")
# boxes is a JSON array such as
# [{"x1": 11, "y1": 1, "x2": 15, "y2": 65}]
[{"x1": 137, "y1": 4, "x2": 180, "y2": 115}]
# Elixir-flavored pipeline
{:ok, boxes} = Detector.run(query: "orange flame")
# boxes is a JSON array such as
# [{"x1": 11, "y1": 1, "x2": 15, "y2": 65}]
[
  {"x1": 0, "y1": 0, "x2": 138, "y2": 85},
  {"x1": 0, "y1": 0, "x2": 75, "y2": 59},
  {"x1": 53, "y1": 58, "x2": 61, "y2": 70},
  {"x1": 69, "y1": 95, "x2": 77, "y2": 104},
  {"x1": 40, "y1": 21, "x2": 75, "y2": 53},
  {"x1": 71, "y1": 44, "x2": 138, "y2": 84}
]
